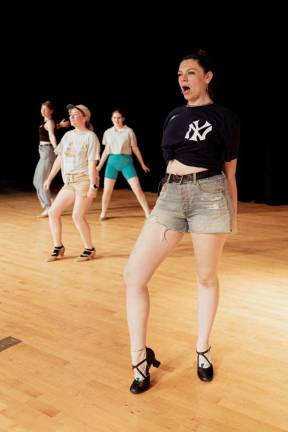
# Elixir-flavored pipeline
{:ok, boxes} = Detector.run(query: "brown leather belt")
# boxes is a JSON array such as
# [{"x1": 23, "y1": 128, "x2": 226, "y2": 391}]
[{"x1": 164, "y1": 170, "x2": 222, "y2": 184}]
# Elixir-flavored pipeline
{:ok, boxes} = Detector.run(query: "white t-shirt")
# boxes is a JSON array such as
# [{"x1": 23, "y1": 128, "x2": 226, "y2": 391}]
[
  {"x1": 102, "y1": 125, "x2": 137, "y2": 154},
  {"x1": 57, "y1": 129, "x2": 100, "y2": 176}
]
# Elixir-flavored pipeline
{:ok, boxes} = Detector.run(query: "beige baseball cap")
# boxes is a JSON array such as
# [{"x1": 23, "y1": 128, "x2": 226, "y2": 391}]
[{"x1": 66, "y1": 104, "x2": 91, "y2": 121}]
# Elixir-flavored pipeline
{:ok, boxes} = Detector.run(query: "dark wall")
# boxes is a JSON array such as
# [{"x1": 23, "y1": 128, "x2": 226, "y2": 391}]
[{"x1": 2, "y1": 12, "x2": 287, "y2": 204}]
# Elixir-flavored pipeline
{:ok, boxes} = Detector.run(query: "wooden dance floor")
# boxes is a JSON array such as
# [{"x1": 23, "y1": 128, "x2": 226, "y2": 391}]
[{"x1": 0, "y1": 189, "x2": 287, "y2": 432}]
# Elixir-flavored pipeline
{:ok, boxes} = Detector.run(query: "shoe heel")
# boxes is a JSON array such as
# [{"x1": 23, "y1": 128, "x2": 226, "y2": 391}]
[
  {"x1": 146, "y1": 347, "x2": 160, "y2": 368},
  {"x1": 152, "y1": 358, "x2": 160, "y2": 368},
  {"x1": 59, "y1": 247, "x2": 65, "y2": 257}
]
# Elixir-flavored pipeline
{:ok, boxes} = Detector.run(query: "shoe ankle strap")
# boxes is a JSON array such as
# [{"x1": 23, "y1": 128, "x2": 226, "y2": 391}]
[
  {"x1": 196, "y1": 346, "x2": 211, "y2": 355},
  {"x1": 132, "y1": 358, "x2": 148, "y2": 380},
  {"x1": 80, "y1": 248, "x2": 95, "y2": 257},
  {"x1": 196, "y1": 346, "x2": 212, "y2": 367},
  {"x1": 131, "y1": 347, "x2": 146, "y2": 353}
]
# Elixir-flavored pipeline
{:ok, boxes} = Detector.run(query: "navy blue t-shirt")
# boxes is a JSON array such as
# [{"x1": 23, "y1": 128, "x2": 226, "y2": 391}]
[{"x1": 162, "y1": 104, "x2": 240, "y2": 172}]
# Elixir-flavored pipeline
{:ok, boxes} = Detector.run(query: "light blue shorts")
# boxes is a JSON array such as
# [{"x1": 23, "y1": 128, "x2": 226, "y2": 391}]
[
  {"x1": 150, "y1": 174, "x2": 233, "y2": 233},
  {"x1": 105, "y1": 154, "x2": 137, "y2": 180}
]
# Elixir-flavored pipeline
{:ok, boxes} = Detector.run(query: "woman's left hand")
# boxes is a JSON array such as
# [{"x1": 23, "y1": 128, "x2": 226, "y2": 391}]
[
  {"x1": 142, "y1": 164, "x2": 150, "y2": 173},
  {"x1": 87, "y1": 189, "x2": 97, "y2": 199},
  {"x1": 43, "y1": 179, "x2": 51, "y2": 191}
]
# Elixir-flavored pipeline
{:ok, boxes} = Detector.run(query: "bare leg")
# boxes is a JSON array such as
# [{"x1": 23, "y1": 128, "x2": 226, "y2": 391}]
[
  {"x1": 100, "y1": 178, "x2": 116, "y2": 219},
  {"x1": 72, "y1": 194, "x2": 95, "y2": 249},
  {"x1": 124, "y1": 219, "x2": 183, "y2": 376},
  {"x1": 127, "y1": 176, "x2": 150, "y2": 218},
  {"x1": 48, "y1": 189, "x2": 75, "y2": 246},
  {"x1": 191, "y1": 233, "x2": 226, "y2": 365}
]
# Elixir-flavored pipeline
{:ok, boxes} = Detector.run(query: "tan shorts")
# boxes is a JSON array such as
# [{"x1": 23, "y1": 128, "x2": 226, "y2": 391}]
[{"x1": 62, "y1": 173, "x2": 90, "y2": 197}]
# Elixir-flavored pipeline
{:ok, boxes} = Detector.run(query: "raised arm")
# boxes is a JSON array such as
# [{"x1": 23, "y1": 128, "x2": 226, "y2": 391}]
[{"x1": 57, "y1": 119, "x2": 70, "y2": 129}]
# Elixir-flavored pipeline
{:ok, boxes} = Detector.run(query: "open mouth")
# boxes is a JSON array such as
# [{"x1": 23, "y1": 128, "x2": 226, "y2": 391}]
[{"x1": 181, "y1": 85, "x2": 190, "y2": 95}]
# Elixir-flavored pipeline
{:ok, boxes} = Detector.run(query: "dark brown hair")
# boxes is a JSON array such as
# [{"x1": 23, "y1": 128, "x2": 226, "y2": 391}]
[
  {"x1": 42, "y1": 100, "x2": 55, "y2": 111},
  {"x1": 181, "y1": 49, "x2": 215, "y2": 98}
]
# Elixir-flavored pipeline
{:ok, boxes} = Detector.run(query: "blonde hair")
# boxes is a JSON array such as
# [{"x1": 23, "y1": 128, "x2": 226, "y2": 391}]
[{"x1": 68, "y1": 104, "x2": 94, "y2": 130}]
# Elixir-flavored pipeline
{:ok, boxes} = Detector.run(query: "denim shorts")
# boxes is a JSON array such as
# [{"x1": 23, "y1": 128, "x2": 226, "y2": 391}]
[
  {"x1": 105, "y1": 154, "x2": 137, "y2": 180},
  {"x1": 150, "y1": 173, "x2": 233, "y2": 233}
]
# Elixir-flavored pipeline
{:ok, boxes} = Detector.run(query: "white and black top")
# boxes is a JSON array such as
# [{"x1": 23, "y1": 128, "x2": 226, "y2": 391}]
[{"x1": 162, "y1": 104, "x2": 240, "y2": 172}]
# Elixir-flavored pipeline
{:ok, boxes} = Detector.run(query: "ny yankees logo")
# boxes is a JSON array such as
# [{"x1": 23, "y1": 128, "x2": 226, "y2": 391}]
[{"x1": 185, "y1": 120, "x2": 212, "y2": 141}]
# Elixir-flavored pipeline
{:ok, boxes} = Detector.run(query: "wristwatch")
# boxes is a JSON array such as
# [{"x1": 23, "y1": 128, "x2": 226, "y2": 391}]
[{"x1": 90, "y1": 184, "x2": 98, "y2": 190}]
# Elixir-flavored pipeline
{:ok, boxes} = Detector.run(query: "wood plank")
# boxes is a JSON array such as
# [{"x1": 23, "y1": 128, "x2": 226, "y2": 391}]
[{"x1": 0, "y1": 190, "x2": 287, "y2": 431}]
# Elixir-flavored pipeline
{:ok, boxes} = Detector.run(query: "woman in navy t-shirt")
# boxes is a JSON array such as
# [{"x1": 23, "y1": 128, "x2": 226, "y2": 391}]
[{"x1": 124, "y1": 49, "x2": 240, "y2": 394}]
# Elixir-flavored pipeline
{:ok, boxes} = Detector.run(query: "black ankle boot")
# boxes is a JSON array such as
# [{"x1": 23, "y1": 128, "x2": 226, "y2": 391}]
[
  {"x1": 196, "y1": 346, "x2": 213, "y2": 382},
  {"x1": 130, "y1": 347, "x2": 160, "y2": 394}
]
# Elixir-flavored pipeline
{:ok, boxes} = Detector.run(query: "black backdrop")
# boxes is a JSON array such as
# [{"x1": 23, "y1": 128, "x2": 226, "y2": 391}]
[{"x1": 1, "y1": 10, "x2": 287, "y2": 205}]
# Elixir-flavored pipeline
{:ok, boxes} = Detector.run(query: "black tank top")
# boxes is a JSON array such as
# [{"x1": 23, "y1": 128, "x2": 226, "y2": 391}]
[{"x1": 39, "y1": 122, "x2": 50, "y2": 142}]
